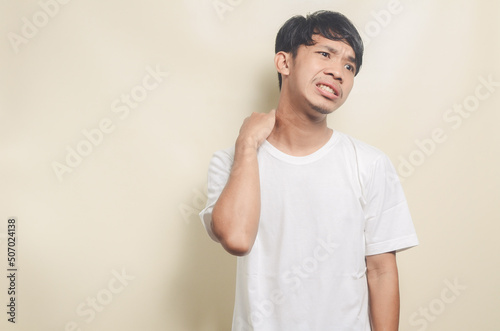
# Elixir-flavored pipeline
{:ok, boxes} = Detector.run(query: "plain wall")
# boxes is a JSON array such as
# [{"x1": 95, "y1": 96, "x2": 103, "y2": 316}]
[{"x1": 1, "y1": 0, "x2": 499, "y2": 330}]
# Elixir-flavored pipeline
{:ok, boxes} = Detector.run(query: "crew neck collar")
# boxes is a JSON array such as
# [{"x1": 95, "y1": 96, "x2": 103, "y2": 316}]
[{"x1": 260, "y1": 130, "x2": 341, "y2": 165}]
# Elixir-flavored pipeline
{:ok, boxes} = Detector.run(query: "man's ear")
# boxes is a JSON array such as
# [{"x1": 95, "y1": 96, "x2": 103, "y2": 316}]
[{"x1": 275, "y1": 51, "x2": 291, "y2": 77}]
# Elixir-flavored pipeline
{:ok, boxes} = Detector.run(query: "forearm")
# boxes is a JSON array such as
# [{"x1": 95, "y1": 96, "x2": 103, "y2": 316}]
[
  {"x1": 367, "y1": 253, "x2": 400, "y2": 331},
  {"x1": 211, "y1": 139, "x2": 261, "y2": 256}
]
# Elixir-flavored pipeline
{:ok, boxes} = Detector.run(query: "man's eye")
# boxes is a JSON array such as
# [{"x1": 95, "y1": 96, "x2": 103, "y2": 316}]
[
  {"x1": 345, "y1": 64, "x2": 355, "y2": 72},
  {"x1": 318, "y1": 52, "x2": 329, "y2": 58}
]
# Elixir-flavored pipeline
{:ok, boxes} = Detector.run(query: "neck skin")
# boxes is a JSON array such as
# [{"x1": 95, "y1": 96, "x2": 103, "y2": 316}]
[{"x1": 267, "y1": 87, "x2": 333, "y2": 156}]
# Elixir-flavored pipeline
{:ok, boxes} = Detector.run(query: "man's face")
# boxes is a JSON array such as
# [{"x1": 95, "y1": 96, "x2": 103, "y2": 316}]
[{"x1": 285, "y1": 34, "x2": 357, "y2": 116}]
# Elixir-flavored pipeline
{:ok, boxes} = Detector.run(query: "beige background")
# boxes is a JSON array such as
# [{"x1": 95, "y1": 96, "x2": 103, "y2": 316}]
[{"x1": 1, "y1": 0, "x2": 499, "y2": 330}]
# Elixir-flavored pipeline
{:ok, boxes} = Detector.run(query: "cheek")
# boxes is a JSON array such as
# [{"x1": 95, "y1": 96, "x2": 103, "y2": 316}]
[{"x1": 294, "y1": 69, "x2": 312, "y2": 90}]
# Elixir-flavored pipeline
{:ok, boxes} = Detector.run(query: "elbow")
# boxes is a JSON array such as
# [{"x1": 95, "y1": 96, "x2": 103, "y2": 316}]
[
  {"x1": 211, "y1": 202, "x2": 257, "y2": 256},
  {"x1": 220, "y1": 235, "x2": 254, "y2": 256},
  {"x1": 212, "y1": 224, "x2": 254, "y2": 256},
  {"x1": 211, "y1": 218, "x2": 255, "y2": 256}
]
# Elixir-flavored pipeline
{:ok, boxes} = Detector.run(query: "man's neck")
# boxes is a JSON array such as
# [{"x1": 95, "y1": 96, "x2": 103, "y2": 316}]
[{"x1": 267, "y1": 98, "x2": 333, "y2": 156}]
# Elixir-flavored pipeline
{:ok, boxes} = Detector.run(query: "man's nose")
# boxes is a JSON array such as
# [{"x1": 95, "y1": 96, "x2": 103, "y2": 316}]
[{"x1": 323, "y1": 62, "x2": 343, "y2": 83}]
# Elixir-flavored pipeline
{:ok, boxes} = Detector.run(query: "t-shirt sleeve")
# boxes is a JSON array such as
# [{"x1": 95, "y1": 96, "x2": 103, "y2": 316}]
[
  {"x1": 363, "y1": 154, "x2": 419, "y2": 256},
  {"x1": 199, "y1": 148, "x2": 234, "y2": 242}
]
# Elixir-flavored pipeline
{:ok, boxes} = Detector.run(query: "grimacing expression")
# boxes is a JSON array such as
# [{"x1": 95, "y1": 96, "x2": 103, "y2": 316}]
[{"x1": 285, "y1": 34, "x2": 356, "y2": 115}]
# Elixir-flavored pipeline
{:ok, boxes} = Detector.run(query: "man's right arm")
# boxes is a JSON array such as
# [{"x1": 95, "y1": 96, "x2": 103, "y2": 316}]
[{"x1": 211, "y1": 110, "x2": 275, "y2": 256}]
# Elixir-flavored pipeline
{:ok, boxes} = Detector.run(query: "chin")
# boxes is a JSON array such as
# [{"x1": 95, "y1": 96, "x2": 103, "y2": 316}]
[{"x1": 311, "y1": 104, "x2": 335, "y2": 115}]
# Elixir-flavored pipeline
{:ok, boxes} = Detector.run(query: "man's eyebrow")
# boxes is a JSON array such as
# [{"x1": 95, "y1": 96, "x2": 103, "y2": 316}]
[{"x1": 317, "y1": 44, "x2": 356, "y2": 65}]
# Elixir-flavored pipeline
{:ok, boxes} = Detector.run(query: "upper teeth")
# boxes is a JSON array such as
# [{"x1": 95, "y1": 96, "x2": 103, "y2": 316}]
[{"x1": 319, "y1": 84, "x2": 335, "y2": 95}]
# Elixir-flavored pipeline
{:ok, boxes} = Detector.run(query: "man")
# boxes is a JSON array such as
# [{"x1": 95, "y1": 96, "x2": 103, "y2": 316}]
[{"x1": 200, "y1": 10, "x2": 418, "y2": 331}]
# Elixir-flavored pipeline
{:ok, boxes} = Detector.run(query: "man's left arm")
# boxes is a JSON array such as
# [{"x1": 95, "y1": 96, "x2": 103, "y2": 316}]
[{"x1": 366, "y1": 251, "x2": 399, "y2": 331}]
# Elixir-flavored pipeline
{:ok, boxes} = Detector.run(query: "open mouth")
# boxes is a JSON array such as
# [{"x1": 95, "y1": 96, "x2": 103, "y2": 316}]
[{"x1": 316, "y1": 83, "x2": 338, "y2": 97}]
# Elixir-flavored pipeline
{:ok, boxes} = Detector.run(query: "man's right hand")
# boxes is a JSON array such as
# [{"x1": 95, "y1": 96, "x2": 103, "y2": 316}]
[{"x1": 236, "y1": 109, "x2": 276, "y2": 150}]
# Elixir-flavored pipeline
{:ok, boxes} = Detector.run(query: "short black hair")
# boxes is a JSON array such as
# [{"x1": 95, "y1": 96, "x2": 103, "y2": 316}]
[{"x1": 275, "y1": 11, "x2": 364, "y2": 89}]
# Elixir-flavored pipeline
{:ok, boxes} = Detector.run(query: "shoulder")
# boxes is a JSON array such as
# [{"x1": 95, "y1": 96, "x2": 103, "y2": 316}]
[
  {"x1": 334, "y1": 131, "x2": 399, "y2": 193},
  {"x1": 212, "y1": 146, "x2": 235, "y2": 162},
  {"x1": 207, "y1": 146, "x2": 235, "y2": 176},
  {"x1": 335, "y1": 131, "x2": 388, "y2": 166}
]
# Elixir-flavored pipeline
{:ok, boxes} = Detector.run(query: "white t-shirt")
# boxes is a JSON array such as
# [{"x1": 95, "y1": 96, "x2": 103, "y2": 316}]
[{"x1": 200, "y1": 130, "x2": 419, "y2": 331}]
